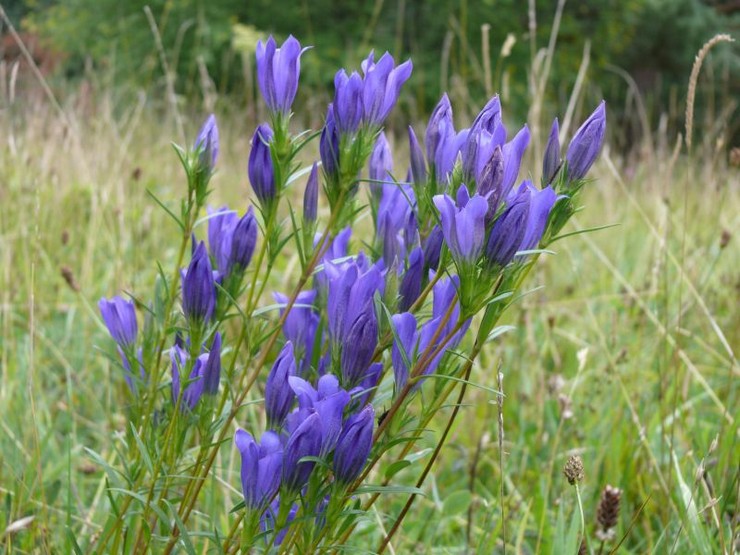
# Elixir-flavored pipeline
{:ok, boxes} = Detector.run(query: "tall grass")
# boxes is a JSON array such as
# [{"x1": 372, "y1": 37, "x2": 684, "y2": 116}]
[{"x1": 0, "y1": 19, "x2": 738, "y2": 554}]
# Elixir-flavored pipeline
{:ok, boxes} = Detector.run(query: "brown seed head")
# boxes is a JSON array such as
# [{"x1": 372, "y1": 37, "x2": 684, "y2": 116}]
[
  {"x1": 564, "y1": 455, "x2": 584, "y2": 485},
  {"x1": 60, "y1": 265, "x2": 80, "y2": 292},
  {"x1": 596, "y1": 485, "x2": 621, "y2": 541}
]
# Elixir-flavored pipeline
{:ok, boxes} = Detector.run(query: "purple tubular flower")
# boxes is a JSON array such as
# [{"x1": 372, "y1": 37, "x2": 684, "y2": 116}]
[
  {"x1": 391, "y1": 312, "x2": 418, "y2": 390},
  {"x1": 340, "y1": 310, "x2": 378, "y2": 388},
  {"x1": 99, "y1": 296, "x2": 137, "y2": 347},
  {"x1": 333, "y1": 404, "x2": 375, "y2": 484},
  {"x1": 202, "y1": 332, "x2": 222, "y2": 395},
  {"x1": 170, "y1": 344, "x2": 206, "y2": 411},
  {"x1": 361, "y1": 51, "x2": 413, "y2": 126},
  {"x1": 273, "y1": 290, "x2": 318, "y2": 374},
  {"x1": 326, "y1": 261, "x2": 382, "y2": 345},
  {"x1": 265, "y1": 342, "x2": 297, "y2": 429},
  {"x1": 542, "y1": 118, "x2": 561, "y2": 184},
  {"x1": 255, "y1": 35, "x2": 307, "y2": 115},
  {"x1": 470, "y1": 95, "x2": 502, "y2": 136},
  {"x1": 303, "y1": 162, "x2": 319, "y2": 223},
  {"x1": 433, "y1": 190, "x2": 489, "y2": 263},
  {"x1": 235, "y1": 429, "x2": 283, "y2": 512},
  {"x1": 477, "y1": 146, "x2": 505, "y2": 221},
  {"x1": 519, "y1": 183, "x2": 558, "y2": 251},
  {"x1": 399, "y1": 246, "x2": 424, "y2": 312},
  {"x1": 229, "y1": 207, "x2": 258, "y2": 272},
  {"x1": 182, "y1": 241, "x2": 215, "y2": 323},
  {"x1": 485, "y1": 192, "x2": 531, "y2": 267},
  {"x1": 282, "y1": 411, "x2": 323, "y2": 492},
  {"x1": 248, "y1": 124, "x2": 276, "y2": 206},
  {"x1": 425, "y1": 94, "x2": 453, "y2": 164},
  {"x1": 320, "y1": 106, "x2": 340, "y2": 178},
  {"x1": 287, "y1": 374, "x2": 350, "y2": 455},
  {"x1": 566, "y1": 101, "x2": 606, "y2": 181},
  {"x1": 501, "y1": 125, "x2": 530, "y2": 194},
  {"x1": 333, "y1": 70, "x2": 364, "y2": 134},
  {"x1": 194, "y1": 114, "x2": 219, "y2": 169},
  {"x1": 408, "y1": 126, "x2": 427, "y2": 185},
  {"x1": 423, "y1": 225, "x2": 444, "y2": 271},
  {"x1": 207, "y1": 206, "x2": 237, "y2": 273}
]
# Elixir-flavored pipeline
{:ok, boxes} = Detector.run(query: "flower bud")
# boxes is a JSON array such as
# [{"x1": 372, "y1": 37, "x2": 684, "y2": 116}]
[
  {"x1": 99, "y1": 296, "x2": 138, "y2": 348},
  {"x1": 408, "y1": 126, "x2": 427, "y2": 185},
  {"x1": 303, "y1": 162, "x2": 319, "y2": 223},
  {"x1": 333, "y1": 70, "x2": 363, "y2": 134},
  {"x1": 182, "y1": 241, "x2": 215, "y2": 324},
  {"x1": 398, "y1": 246, "x2": 424, "y2": 312},
  {"x1": 265, "y1": 342, "x2": 297, "y2": 429},
  {"x1": 229, "y1": 207, "x2": 258, "y2": 272},
  {"x1": 194, "y1": 114, "x2": 219, "y2": 169},
  {"x1": 248, "y1": 124, "x2": 276, "y2": 207},
  {"x1": 333, "y1": 404, "x2": 375, "y2": 484},
  {"x1": 485, "y1": 193, "x2": 530, "y2": 268},
  {"x1": 320, "y1": 106, "x2": 340, "y2": 178},
  {"x1": 282, "y1": 412, "x2": 322, "y2": 492},
  {"x1": 340, "y1": 309, "x2": 378, "y2": 388},
  {"x1": 202, "y1": 332, "x2": 221, "y2": 395},
  {"x1": 566, "y1": 101, "x2": 606, "y2": 181},
  {"x1": 542, "y1": 117, "x2": 561, "y2": 184}
]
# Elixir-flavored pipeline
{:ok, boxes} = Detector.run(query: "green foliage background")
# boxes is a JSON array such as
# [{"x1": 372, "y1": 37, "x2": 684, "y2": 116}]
[{"x1": 18, "y1": 0, "x2": 740, "y2": 148}]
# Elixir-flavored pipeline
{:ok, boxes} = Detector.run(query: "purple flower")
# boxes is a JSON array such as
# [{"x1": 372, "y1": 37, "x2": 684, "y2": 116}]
[
  {"x1": 194, "y1": 114, "x2": 219, "y2": 169},
  {"x1": 433, "y1": 189, "x2": 489, "y2": 263},
  {"x1": 350, "y1": 362, "x2": 382, "y2": 407},
  {"x1": 248, "y1": 124, "x2": 276, "y2": 207},
  {"x1": 518, "y1": 182, "x2": 558, "y2": 251},
  {"x1": 303, "y1": 162, "x2": 319, "y2": 223},
  {"x1": 566, "y1": 101, "x2": 606, "y2": 181},
  {"x1": 320, "y1": 106, "x2": 340, "y2": 178},
  {"x1": 485, "y1": 190, "x2": 530, "y2": 267},
  {"x1": 340, "y1": 310, "x2": 378, "y2": 388},
  {"x1": 202, "y1": 332, "x2": 222, "y2": 395},
  {"x1": 235, "y1": 429, "x2": 283, "y2": 512},
  {"x1": 265, "y1": 342, "x2": 297, "y2": 429},
  {"x1": 542, "y1": 118, "x2": 561, "y2": 184},
  {"x1": 99, "y1": 296, "x2": 137, "y2": 348},
  {"x1": 333, "y1": 404, "x2": 375, "y2": 484},
  {"x1": 469, "y1": 95, "x2": 502, "y2": 136},
  {"x1": 408, "y1": 126, "x2": 427, "y2": 185},
  {"x1": 333, "y1": 70, "x2": 364, "y2": 134},
  {"x1": 282, "y1": 411, "x2": 323, "y2": 492},
  {"x1": 391, "y1": 312, "x2": 418, "y2": 389},
  {"x1": 376, "y1": 183, "x2": 416, "y2": 266},
  {"x1": 476, "y1": 146, "x2": 505, "y2": 221},
  {"x1": 369, "y1": 132, "x2": 393, "y2": 200},
  {"x1": 501, "y1": 125, "x2": 530, "y2": 195},
  {"x1": 399, "y1": 246, "x2": 424, "y2": 311},
  {"x1": 274, "y1": 290, "x2": 319, "y2": 374},
  {"x1": 182, "y1": 241, "x2": 215, "y2": 323},
  {"x1": 426, "y1": 94, "x2": 453, "y2": 165},
  {"x1": 255, "y1": 35, "x2": 308, "y2": 115},
  {"x1": 360, "y1": 51, "x2": 413, "y2": 126},
  {"x1": 170, "y1": 344, "x2": 206, "y2": 411},
  {"x1": 229, "y1": 207, "x2": 258, "y2": 272},
  {"x1": 423, "y1": 225, "x2": 444, "y2": 271},
  {"x1": 207, "y1": 206, "x2": 237, "y2": 273}
]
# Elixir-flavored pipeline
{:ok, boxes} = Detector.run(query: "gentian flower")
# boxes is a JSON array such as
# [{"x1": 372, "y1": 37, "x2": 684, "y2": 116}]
[
  {"x1": 391, "y1": 312, "x2": 418, "y2": 389},
  {"x1": 340, "y1": 310, "x2": 378, "y2": 388},
  {"x1": 281, "y1": 411, "x2": 323, "y2": 492},
  {"x1": 542, "y1": 118, "x2": 561, "y2": 184},
  {"x1": 369, "y1": 132, "x2": 393, "y2": 203},
  {"x1": 433, "y1": 189, "x2": 488, "y2": 264},
  {"x1": 469, "y1": 95, "x2": 502, "y2": 137},
  {"x1": 408, "y1": 126, "x2": 427, "y2": 185},
  {"x1": 476, "y1": 146, "x2": 504, "y2": 220},
  {"x1": 425, "y1": 94, "x2": 453, "y2": 165},
  {"x1": 360, "y1": 51, "x2": 412, "y2": 126},
  {"x1": 207, "y1": 206, "x2": 237, "y2": 274},
  {"x1": 332, "y1": 70, "x2": 364, "y2": 134},
  {"x1": 99, "y1": 296, "x2": 137, "y2": 348},
  {"x1": 320, "y1": 106, "x2": 340, "y2": 179},
  {"x1": 303, "y1": 162, "x2": 319, "y2": 223},
  {"x1": 202, "y1": 332, "x2": 222, "y2": 395},
  {"x1": 229, "y1": 207, "x2": 258, "y2": 272},
  {"x1": 274, "y1": 290, "x2": 319, "y2": 373},
  {"x1": 182, "y1": 241, "x2": 215, "y2": 324},
  {"x1": 287, "y1": 374, "x2": 350, "y2": 455},
  {"x1": 423, "y1": 225, "x2": 444, "y2": 271},
  {"x1": 248, "y1": 124, "x2": 276, "y2": 208},
  {"x1": 194, "y1": 114, "x2": 219, "y2": 170},
  {"x1": 255, "y1": 35, "x2": 307, "y2": 116},
  {"x1": 518, "y1": 182, "x2": 558, "y2": 251},
  {"x1": 501, "y1": 125, "x2": 531, "y2": 194},
  {"x1": 398, "y1": 246, "x2": 424, "y2": 311},
  {"x1": 265, "y1": 342, "x2": 297, "y2": 429},
  {"x1": 234, "y1": 429, "x2": 283, "y2": 512},
  {"x1": 485, "y1": 190, "x2": 531, "y2": 267},
  {"x1": 170, "y1": 344, "x2": 206, "y2": 411},
  {"x1": 566, "y1": 101, "x2": 606, "y2": 181},
  {"x1": 333, "y1": 404, "x2": 375, "y2": 484}
]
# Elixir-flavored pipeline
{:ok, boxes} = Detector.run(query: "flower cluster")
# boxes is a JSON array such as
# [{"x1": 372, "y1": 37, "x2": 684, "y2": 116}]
[{"x1": 96, "y1": 32, "x2": 606, "y2": 553}]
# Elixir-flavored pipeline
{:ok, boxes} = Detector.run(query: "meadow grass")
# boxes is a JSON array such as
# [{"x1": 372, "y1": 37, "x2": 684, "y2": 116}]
[{"x1": 0, "y1": 68, "x2": 738, "y2": 553}]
